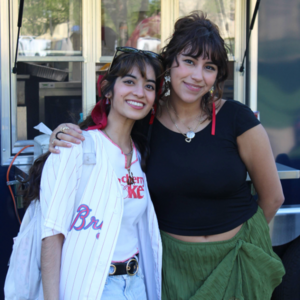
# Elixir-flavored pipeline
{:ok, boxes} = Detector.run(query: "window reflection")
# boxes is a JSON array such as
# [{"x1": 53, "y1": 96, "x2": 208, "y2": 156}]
[
  {"x1": 101, "y1": 0, "x2": 161, "y2": 56},
  {"x1": 179, "y1": 0, "x2": 235, "y2": 60},
  {"x1": 18, "y1": 0, "x2": 82, "y2": 57}
]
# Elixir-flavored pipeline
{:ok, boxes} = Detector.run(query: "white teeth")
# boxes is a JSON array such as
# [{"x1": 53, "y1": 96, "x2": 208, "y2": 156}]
[{"x1": 127, "y1": 101, "x2": 144, "y2": 107}]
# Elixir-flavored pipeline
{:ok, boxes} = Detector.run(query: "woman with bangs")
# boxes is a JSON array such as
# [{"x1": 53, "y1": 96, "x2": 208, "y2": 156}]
[
  {"x1": 49, "y1": 12, "x2": 285, "y2": 299},
  {"x1": 23, "y1": 50, "x2": 164, "y2": 300}
]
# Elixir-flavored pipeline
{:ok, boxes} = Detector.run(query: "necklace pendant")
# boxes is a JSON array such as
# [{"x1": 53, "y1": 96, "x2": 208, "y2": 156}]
[
  {"x1": 186, "y1": 131, "x2": 195, "y2": 139},
  {"x1": 127, "y1": 176, "x2": 135, "y2": 185},
  {"x1": 185, "y1": 131, "x2": 195, "y2": 142},
  {"x1": 127, "y1": 170, "x2": 135, "y2": 185}
]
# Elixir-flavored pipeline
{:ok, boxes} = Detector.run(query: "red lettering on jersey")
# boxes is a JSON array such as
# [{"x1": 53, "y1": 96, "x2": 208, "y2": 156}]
[
  {"x1": 128, "y1": 185, "x2": 137, "y2": 198},
  {"x1": 70, "y1": 204, "x2": 103, "y2": 239},
  {"x1": 84, "y1": 216, "x2": 103, "y2": 230},
  {"x1": 70, "y1": 204, "x2": 91, "y2": 231},
  {"x1": 137, "y1": 186, "x2": 144, "y2": 199}
]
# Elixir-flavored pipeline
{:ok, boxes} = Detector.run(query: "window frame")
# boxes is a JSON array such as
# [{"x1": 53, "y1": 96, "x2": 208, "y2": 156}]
[
  {"x1": 234, "y1": 0, "x2": 248, "y2": 105},
  {"x1": 0, "y1": 0, "x2": 248, "y2": 166},
  {"x1": 1, "y1": 0, "x2": 14, "y2": 165},
  {"x1": 247, "y1": 0, "x2": 259, "y2": 112}
]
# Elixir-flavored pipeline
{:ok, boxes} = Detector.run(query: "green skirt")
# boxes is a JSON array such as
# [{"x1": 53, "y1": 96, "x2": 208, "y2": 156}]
[{"x1": 161, "y1": 207, "x2": 285, "y2": 300}]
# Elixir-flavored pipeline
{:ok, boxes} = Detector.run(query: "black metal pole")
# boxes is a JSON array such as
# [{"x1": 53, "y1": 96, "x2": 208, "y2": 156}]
[
  {"x1": 12, "y1": 0, "x2": 25, "y2": 74},
  {"x1": 239, "y1": 0, "x2": 261, "y2": 73}
]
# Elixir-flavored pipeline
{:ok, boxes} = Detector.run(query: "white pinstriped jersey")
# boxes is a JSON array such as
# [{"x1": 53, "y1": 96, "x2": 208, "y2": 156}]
[{"x1": 40, "y1": 130, "x2": 162, "y2": 300}]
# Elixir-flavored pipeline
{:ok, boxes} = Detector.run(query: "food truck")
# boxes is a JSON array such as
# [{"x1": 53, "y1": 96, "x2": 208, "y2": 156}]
[{"x1": 0, "y1": 0, "x2": 299, "y2": 299}]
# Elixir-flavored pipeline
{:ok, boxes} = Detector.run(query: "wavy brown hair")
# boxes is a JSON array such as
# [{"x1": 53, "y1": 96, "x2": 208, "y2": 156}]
[
  {"x1": 22, "y1": 51, "x2": 164, "y2": 208},
  {"x1": 161, "y1": 11, "x2": 229, "y2": 119}
]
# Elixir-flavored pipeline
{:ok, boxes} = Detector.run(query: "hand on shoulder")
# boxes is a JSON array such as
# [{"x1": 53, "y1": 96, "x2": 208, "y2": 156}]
[{"x1": 49, "y1": 123, "x2": 85, "y2": 154}]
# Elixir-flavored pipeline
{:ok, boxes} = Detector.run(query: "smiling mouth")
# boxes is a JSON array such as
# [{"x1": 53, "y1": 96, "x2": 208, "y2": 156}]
[
  {"x1": 183, "y1": 82, "x2": 204, "y2": 91},
  {"x1": 126, "y1": 100, "x2": 145, "y2": 109}
]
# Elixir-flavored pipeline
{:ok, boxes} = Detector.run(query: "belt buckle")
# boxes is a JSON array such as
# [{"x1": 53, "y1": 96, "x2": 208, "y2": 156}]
[
  {"x1": 126, "y1": 258, "x2": 138, "y2": 276},
  {"x1": 109, "y1": 264, "x2": 117, "y2": 276}
]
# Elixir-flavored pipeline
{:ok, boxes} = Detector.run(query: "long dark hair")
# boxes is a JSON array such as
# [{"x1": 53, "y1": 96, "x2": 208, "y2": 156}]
[
  {"x1": 161, "y1": 11, "x2": 229, "y2": 118},
  {"x1": 22, "y1": 51, "x2": 164, "y2": 208}
]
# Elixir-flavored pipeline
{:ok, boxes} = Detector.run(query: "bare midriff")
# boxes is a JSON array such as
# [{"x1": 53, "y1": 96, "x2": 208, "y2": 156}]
[{"x1": 166, "y1": 224, "x2": 243, "y2": 243}]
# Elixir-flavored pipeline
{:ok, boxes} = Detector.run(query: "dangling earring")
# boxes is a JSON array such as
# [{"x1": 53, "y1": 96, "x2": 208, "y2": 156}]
[
  {"x1": 164, "y1": 72, "x2": 171, "y2": 97},
  {"x1": 105, "y1": 98, "x2": 111, "y2": 105},
  {"x1": 209, "y1": 86, "x2": 214, "y2": 97}
]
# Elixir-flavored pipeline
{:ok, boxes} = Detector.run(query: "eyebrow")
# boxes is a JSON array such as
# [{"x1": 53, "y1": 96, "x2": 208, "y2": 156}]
[
  {"x1": 181, "y1": 54, "x2": 217, "y2": 65},
  {"x1": 123, "y1": 74, "x2": 156, "y2": 85},
  {"x1": 182, "y1": 53, "x2": 199, "y2": 59},
  {"x1": 147, "y1": 79, "x2": 156, "y2": 84}
]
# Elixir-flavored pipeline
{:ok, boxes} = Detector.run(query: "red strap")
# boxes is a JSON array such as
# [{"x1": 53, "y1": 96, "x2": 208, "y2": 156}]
[
  {"x1": 149, "y1": 103, "x2": 157, "y2": 125},
  {"x1": 211, "y1": 102, "x2": 216, "y2": 135},
  {"x1": 87, "y1": 123, "x2": 106, "y2": 131}
]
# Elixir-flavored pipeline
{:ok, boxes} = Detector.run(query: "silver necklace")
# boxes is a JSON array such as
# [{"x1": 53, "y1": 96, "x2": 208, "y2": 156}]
[
  {"x1": 166, "y1": 102, "x2": 202, "y2": 143},
  {"x1": 103, "y1": 129, "x2": 135, "y2": 185},
  {"x1": 103, "y1": 129, "x2": 133, "y2": 155}
]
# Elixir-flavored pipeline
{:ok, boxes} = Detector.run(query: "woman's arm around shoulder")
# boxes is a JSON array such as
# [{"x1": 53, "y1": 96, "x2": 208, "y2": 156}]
[{"x1": 237, "y1": 124, "x2": 284, "y2": 223}]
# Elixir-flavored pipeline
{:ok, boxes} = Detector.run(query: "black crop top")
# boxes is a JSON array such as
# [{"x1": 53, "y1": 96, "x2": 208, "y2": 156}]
[{"x1": 146, "y1": 100, "x2": 261, "y2": 236}]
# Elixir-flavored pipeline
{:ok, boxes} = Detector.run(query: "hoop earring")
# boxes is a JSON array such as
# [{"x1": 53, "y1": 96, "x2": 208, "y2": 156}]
[{"x1": 164, "y1": 72, "x2": 171, "y2": 96}]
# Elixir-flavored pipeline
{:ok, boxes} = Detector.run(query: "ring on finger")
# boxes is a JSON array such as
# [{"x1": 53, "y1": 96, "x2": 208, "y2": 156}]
[
  {"x1": 62, "y1": 126, "x2": 69, "y2": 133},
  {"x1": 55, "y1": 131, "x2": 64, "y2": 141},
  {"x1": 51, "y1": 138, "x2": 56, "y2": 145}
]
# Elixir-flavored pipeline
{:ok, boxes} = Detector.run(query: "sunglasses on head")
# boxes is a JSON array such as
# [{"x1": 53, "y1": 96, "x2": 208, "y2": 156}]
[{"x1": 108, "y1": 47, "x2": 163, "y2": 73}]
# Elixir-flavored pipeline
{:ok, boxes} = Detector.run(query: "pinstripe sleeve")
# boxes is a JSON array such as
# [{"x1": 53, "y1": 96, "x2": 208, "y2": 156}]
[{"x1": 40, "y1": 144, "x2": 83, "y2": 239}]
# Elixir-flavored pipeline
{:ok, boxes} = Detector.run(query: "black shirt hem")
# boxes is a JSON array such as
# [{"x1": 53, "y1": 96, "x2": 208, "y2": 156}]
[{"x1": 158, "y1": 203, "x2": 258, "y2": 236}]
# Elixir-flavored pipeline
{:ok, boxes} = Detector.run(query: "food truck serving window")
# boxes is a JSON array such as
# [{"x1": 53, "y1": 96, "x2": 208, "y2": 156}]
[
  {"x1": 0, "y1": 0, "x2": 84, "y2": 165},
  {"x1": 3, "y1": 0, "x2": 83, "y2": 165}
]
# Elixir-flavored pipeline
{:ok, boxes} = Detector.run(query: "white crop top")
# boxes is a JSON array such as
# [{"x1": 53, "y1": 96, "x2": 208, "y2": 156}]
[{"x1": 99, "y1": 131, "x2": 147, "y2": 262}]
